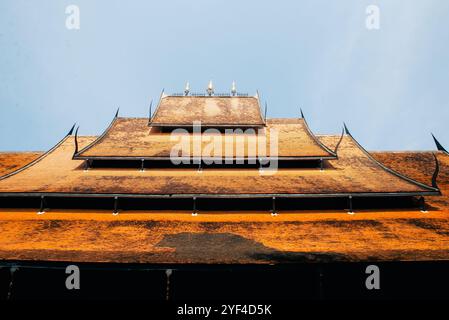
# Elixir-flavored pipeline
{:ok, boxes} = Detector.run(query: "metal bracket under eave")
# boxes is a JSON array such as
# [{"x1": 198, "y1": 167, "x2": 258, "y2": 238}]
[
  {"x1": 419, "y1": 196, "x2": 428, "y2": 213},
  {"x1": 37, "y1": 195, "x2": 46, "y2": 215},
  {"x1": 84, "y1": 159, "x2": 91, "y2": 171},
  {"x1": 7, "y1": 266, "x2": 19, "y2": 300},
  {"x1": 192, "y1": 197, "x2": 198, "y2": 216},
  {"x1": 271, "y1": 196, "x2": 278, "y2": 216},
  {"x1": 347, "y1": 195, "x2": 355, "y2": 215},
  {"x1": 112, "y1": 196, "x2": 119, "y2": 215}
]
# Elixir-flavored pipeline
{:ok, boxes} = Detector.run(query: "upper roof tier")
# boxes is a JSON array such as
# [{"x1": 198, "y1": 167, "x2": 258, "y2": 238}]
[
  {"x1": 73, "y1": 117, "x2": 337, "y2": 160},
  {"x1": 149, "y1": 95, "x2": 265, "y2": 127}
]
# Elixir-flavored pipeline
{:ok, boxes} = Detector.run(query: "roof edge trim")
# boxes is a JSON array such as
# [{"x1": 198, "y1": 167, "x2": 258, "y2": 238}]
[
  {"x1": 333, "y1": 127, "x2": 345, "y2": 154},
  {"x1": 70, "y1": 155, "x2": 338, "y2": 161},
  {"x1": 301, "y1": 112, "x2": 337, "y2": 158},
  {"x1": 149, "y1": 92, "x2": 265, "y2": 127},
  {"x1": 147, "y1": 88, "x2": 166, "y2": 127},
  {"x1": 72, "y1": 112, "x2": 120, "y2": 159},
  {"x1": 345, "y1": 124, "x2": 440, "y2": 193},
  {"x1": 148, "y1": 123, "x2": 266, "y2": 128},
  {"x1": 0, "y1": 127, "x2": 74, "y2": 181},
  {"x1": 0, "y1": 191, "x2": 440, "y2": 198},
  {"x1": 432, "y1": 153, "x2": 440, "y2": 189}
]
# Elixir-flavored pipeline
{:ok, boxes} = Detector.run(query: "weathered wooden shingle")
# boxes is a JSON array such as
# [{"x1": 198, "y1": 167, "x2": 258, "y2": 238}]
[{"x1": 150, "y1": 96, "x2": 265, "y2": 127}]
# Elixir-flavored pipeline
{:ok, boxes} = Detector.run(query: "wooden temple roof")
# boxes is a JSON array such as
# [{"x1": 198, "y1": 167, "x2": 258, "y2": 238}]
[
  {"x1": 319, "y1": 135, "x2": 449, "y2": 206},
  {"x1": 74, "y1": 117, "x2": 336, "y2": 160},
  {"x1": 0, "y1": 109, "x2": 447, "y2": 264},
  {"x1": 149, "y1": 95, "x2": 265, "y2": 127},
  {"x1": 371, "y1": 151, "x2": 449, "y2": 188},
  {"x1": 0, "y1": 137, "x2": 447, "y2": 264},
  {"x1": 371, "y1": 150, "x2": 449, "y2": 209},
  {"x1": 0, "y1": 135, "x2": 437, "y2": 197}
]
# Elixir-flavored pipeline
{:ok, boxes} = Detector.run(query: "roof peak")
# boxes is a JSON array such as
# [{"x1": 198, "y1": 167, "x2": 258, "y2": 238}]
[
  {"x1": 431, "y1": 133, "x2": 448, "y2": 153},
  {"x1": 164, "y1": 93, "x2": 254, "y2": 98}
]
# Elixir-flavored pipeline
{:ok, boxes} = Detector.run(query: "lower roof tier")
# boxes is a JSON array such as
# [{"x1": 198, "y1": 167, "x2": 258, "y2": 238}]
[
  {"x1": 0, "y1": 209, "x2": 448, "y2": 263},
  {"x1": 1, "y1": 147, "x2": 448, "y2": 264},
  {"x1": 0, "y1": 135, "x2": 437, "y2": 196}
]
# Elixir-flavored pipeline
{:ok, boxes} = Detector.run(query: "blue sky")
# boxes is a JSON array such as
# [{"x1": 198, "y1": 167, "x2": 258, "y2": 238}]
[{"x1": 0, "y1": 0, "x2": 448, "y2": 151}]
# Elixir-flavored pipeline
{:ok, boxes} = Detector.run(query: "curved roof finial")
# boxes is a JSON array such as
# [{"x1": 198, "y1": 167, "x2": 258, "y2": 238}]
[
  {"x1": 115, "y1": 108, "x2": 120, "y2": 118},
  {"x1": 432, "y1": 153, "x2": 440, "y2": 189},
  {"x1": 74, "y1": 126, "x2": 79, "y2": 155},
  {"x1": 334, "y1": 126, "x2": 345, "y2": 154},
  {"x1": 300, "y1": 108, "x2": 305, "y2": 119},
  {"x1": 207, "y1": 80, "x2": 214, "y2": 96},
  {"x1": 148, "y1": 99, "x2": 153, "y2": 123},
  {"x1": 431, "y1": 133, "x2": 448, "y2": 153},
  {"x1": 67, "y1": 123, "x2": 76, "y2": 136},
  {"x1": 264, "y1": 102, "x2": 268, "y2": 122},
  {"x1": 231, "y1": 81, "x2": 237, "y2": 96},
  {"x1": 343, "y1": 122, "x2": 351, "y2": 136}
]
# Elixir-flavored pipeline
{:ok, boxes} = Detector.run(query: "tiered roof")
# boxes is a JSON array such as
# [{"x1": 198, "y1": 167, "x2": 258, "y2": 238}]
[
  {"x1": 0, "y1": 91, "x2": 440, "y2": 199},
  {"x1": 0, "y1": 125, "x2": 438, "y2": 198},
  {"x1": 0, "y1": 135, "x2": 431, "y2": 195},
  {"x1": 0, "y1": 89, "x2": 448, "y2": 264},
  {"x1": 1, "y1": 147, "x2": 449, "y2": 264}
]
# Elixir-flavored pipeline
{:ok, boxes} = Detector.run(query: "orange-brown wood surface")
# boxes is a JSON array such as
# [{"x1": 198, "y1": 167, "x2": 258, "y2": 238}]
[
  {"x1": 0, "y1": 136, "x2": 435, "y2": 195},
  {"x1": 0, "y1": 209, "x2": 448, "y2": 263},
  {"x1": 76, "y1": 118, "x2": 335, "y2": 159},
  {"x1": 0, "y1": 152, "x2": 42, "y2": 176},
  {"x1": 150, "y1": 95, "x2": 265, "y2": 126},
  {"x1": 0, "y1": 136, "x2": 447, "y2": 264}
]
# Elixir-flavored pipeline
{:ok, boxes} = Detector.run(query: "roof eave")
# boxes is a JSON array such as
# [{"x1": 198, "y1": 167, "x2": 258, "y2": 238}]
[{"x1": 0, "y1": 191, "x2": 440, "y2": 198}]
